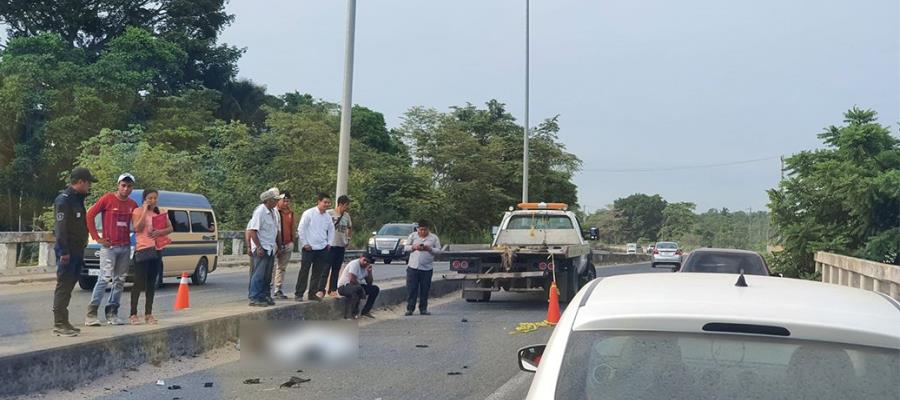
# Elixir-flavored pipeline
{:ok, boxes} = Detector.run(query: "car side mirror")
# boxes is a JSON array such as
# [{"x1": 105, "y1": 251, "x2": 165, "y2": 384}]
[{"x1": 517, "y1": 344, "x2": 546, "y2": 373}]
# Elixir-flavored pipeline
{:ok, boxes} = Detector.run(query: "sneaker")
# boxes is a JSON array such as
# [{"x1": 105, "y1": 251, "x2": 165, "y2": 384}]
[
  {"x1": 62, "y1": 321, "x2": 81, "y2": 333},
  {"x1": 273, "y1": 291, "x2": 288, "y2": 300},
  {"x1": 266, "y1": 298, "x2": 276, "y2": 306},
  {"x1": 53, "y1": 325, "x2": 79, "y2": 337},
  {"x1": 84, "y1": 316, "x2": 102, "y2": 327},
  {"x1": 107, "y1": 316, "x2": 127, "y2": 326},
  {"x1": 249, "y1": 300, "x2": 268, "y2": 307},
  {"x1": 361, "y1": 312, "x2": 375, "y2": 319},
  {"x1": 420, "y1": 310, "x2": 431, "y2": 316},
  {"x1": 404, "y1": 310, "x2": 414, "y2": 316}
]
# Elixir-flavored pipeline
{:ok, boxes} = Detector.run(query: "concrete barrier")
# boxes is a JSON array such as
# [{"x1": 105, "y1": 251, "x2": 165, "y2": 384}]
[
  {"x1": 815, "y1": 251, "x2": 900, "y2": 301},
  {"x1": 593, "y1": 253, "x2": 650, "y2": 265},
  {"x1": 0, "y1": 277, "x2": 461, "y2": 397}
]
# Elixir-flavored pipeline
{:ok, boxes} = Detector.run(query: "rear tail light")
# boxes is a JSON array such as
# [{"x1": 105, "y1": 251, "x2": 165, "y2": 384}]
[
  {"x1": 452, "y1": 260, "x2": 461, "y2": 269},
  {"x1": 538, "y1": 262, "x2": 548, "y2": 271},
  {"x1": 460, "y1": 260, "x2": 469, "y2": 270},
  {"x1": 653, "y1": 249, "x2": 659, "y2": 255}
]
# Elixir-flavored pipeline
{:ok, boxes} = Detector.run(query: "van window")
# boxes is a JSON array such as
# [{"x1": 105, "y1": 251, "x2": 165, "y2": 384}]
[
  {"x1": 168, "y1": 210, "x2": 191, "y2": 233},
  {"x1": 190, "y1": 211, "x2": 215, "y2": 232}
]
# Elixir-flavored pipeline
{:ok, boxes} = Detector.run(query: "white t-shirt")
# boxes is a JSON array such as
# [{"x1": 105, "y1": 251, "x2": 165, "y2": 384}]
[{"x1": 337, "y1": 259, "x2": 370, "y2": 287}]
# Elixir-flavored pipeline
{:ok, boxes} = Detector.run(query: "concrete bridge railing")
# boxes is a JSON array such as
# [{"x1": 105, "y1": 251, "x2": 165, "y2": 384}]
[
  {"x1": 815, "y1": 251, "x2": 900, "y2": 301},
  {"x1": 0, "y1": 231, "x2": 363, "y2": 275}
]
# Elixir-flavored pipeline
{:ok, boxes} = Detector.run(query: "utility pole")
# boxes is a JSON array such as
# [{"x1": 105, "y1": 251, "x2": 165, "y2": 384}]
[
  {"x1": 335, "y1": 0, "x2": 357, "y2": 198},
  {"x1": 521, "y1": 0, "x2": 530, "y2": 203}
]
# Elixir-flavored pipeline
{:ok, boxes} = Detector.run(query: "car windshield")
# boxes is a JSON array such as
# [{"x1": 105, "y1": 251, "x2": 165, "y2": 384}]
[
  {"x1": 506, "y1": 215, "x2": 574, "y2": 230},
  {"x1": 656, "y1": 242, "x2": 677, "y2": 249},
  {"x1": 682, "y1": 252, "x2": 768, "y2": 275},
  {"x1": 377, "y1": 225, "x2": 415, "y2": 236},
  {"x1": 555, "y1": 331, "x2": 899, "y2": 400}
]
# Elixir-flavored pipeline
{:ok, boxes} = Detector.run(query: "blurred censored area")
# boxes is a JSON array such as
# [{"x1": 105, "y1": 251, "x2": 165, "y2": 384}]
[{"x1": 240, "y1": 319, "x2": 359, "y2": 371}]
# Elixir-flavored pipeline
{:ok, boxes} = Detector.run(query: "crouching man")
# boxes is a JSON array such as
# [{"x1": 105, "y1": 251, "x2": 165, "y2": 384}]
[{"x1": 336, "y1": 255, "x2": 379, "y2": 319}]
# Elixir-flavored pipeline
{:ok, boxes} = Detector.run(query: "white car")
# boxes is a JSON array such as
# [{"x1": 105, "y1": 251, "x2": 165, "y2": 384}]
[
  {"x1": 625, "y1": 243, "x2": 638, "y2": 255},
  {"x1": 518, "y1": 273, "x2": 900, "y2": 400}
]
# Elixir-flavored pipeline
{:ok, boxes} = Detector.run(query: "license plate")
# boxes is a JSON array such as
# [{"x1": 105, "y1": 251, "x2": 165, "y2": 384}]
[
  {"x1": 88, "y1": 269, "x2": 100, "y2": 276},
  {"x1": 381, "y1": 250, "x2": 390, "y2": 255}
]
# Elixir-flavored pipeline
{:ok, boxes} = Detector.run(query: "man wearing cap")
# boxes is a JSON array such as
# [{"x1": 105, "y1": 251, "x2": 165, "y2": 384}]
[
  {"x1": 248, "y1": 188, "x2": 280, "y2": 307},
  {"x1": 51, "y1": 167, "x2": 96, "y2": 336},
  {"x1": 85, "y1": 173, "x2": 139, "y2": 326},
  {"x1": 273, "y1": 191, "x2": 295, "y2": 300}
]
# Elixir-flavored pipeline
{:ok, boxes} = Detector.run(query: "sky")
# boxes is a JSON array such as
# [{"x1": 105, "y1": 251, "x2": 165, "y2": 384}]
[{"x1": 219, "y1": 0, "x2": 899, "y2": 212}]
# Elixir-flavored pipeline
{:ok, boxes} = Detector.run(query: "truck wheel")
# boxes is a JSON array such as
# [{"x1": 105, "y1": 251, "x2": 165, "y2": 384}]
[
  {"x1": 384, "y1": 259, "x2": 392, "y2": 264},
  {"x1": 464, "y1": 280, "x2": 492, "y2": 302},
  {"x1": 79, "y1": 275, "x2": 97, "y2": 290}
]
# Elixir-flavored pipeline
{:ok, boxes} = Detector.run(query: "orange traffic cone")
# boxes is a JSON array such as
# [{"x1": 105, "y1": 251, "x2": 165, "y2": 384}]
[
  {"x1": 174, "y1": 272, "x2": 191, "y2": 311},
  {"x1": 546, "y1": 282, "x2": 561, "y2": 325}
]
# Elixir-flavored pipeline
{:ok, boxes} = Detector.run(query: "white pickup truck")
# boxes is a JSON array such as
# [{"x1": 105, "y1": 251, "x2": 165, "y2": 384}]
[{"x1": 441, "y1": 203, "x2": 596, "y2": 303}]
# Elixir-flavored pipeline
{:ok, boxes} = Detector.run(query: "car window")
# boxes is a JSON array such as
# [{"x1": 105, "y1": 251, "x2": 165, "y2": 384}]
[
  {"x1": 556, "y1": 331, "x2": 899, "y2": 400},
  {"x1": 168, "y1": 210, "x2": 191, "y2": 233},
  {"x1": 190, "y1": 211, "x2": 215, "y2": 233},
  {"x1": 656, "y1": 242, "x2": 678, "y2": 249},
  {"x1": 506, "y1": 215, "x2": 574, "y2": 230},
  {"x1": 681, "y1": 252, "x2": 767, "y2": 275},
  {"x1": 377, "y1": 225, "x2": 416, "y2": 236}
]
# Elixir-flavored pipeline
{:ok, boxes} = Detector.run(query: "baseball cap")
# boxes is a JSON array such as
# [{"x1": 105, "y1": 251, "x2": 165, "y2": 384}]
[
  {"x1": 70, "y1": 167, "x2": 98, "y2": 183},
  {"x1": 117, "y1": 173, "x2": 135, "y2": 184}
]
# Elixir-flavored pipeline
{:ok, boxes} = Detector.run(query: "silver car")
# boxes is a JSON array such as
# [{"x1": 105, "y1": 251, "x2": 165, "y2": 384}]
[{"x1": 651, "y1": 241, "x2": 682, "y2": 268}]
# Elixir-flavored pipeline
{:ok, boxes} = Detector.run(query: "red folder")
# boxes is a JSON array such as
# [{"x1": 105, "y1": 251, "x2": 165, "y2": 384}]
[{"x1": 152, "y1": 213, "x2": 172, "y2": 249}]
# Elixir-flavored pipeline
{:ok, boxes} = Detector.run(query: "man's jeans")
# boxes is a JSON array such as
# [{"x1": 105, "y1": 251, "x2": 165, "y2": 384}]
[
  {"x1": 89, "y1": 245, "x2": 131, "y2": 316},
  {"x1": 406, "y1": 268, "x2": 433, "y2": 312},
  {"x1": 249, "y1": 252, "x2": 275, "y2": 302},
  {"x1": 338, "y1": 283, "x2": 380, "y2": 318}
]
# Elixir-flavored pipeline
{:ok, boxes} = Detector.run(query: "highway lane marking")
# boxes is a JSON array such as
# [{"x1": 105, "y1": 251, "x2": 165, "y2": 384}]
[{"x1": 485, "y1": 371, "x2": 534, "y2": 400}]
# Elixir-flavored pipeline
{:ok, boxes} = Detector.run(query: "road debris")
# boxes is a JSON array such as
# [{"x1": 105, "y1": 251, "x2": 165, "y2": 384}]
[
  {"x1": 204, "y1": 382, "x2": 214, "y2": 388},
  {"x1": 447, "y1": 372, "x2": 462, "y2": 376},
  {"x1": 156, "y1": 380, "x2": 165, "y2": 386},
  {"x1": 243, "y1": 378, "x2": 261, "y2": 384},
  {"x1": 280, "y1": 376, "x2": 311, "y2": 388},
  {"x1": 509, "y1": 320, "x2": 552, "y2": 334},
  {"x1": 168, "y1": 385, "x2": 181, "y2": 390},
  {"x1": 415, "y1": 344, "x2": 429, "y2": 348},
  {"x1": 461, "y1": 318, "x2": 468, "y2": 323}
]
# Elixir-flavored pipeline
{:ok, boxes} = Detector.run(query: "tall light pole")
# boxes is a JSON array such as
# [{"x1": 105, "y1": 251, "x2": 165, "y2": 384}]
[
  {"x1": 336, "y1": 0, "x2": 357, "y2": 198},
  {"x1": 521, "y1": 0, "x2": 530, "y2": 203}
]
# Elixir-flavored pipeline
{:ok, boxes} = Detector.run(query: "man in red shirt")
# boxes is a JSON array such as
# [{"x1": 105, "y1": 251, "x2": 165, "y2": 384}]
[{"x1": 85, "y1": 173, "x2": 138, "y2": 326}]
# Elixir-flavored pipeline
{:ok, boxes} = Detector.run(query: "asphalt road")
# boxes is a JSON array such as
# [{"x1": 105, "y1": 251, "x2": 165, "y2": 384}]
[
  {"x1": 0, "y1": 261, "x2": 450, "y2": 338},
  {"x1": 83, "y1": 262, "x2": 663, "y2": 400}
]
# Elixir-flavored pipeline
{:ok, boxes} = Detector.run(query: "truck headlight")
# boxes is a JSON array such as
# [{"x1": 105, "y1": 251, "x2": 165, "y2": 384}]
[
  {"x1": 368, "y1": 238, "x2": 375, "y2": 246},
  {"x1": 400, "y1": 239, "x2": 409, "y2": 246}
]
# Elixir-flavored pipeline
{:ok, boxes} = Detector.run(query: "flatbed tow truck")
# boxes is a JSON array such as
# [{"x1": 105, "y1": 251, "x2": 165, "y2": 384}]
[{"x1": 441, "y1": 202, "x2": 596, "y2": 303}]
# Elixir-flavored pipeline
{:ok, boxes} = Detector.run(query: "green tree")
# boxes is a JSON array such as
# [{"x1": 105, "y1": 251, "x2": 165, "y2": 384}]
[
  {"x1": 612, "y1": 194, "x2": 668, "y2": 242},
  {"x1": 768, "y1": 107, "x2": 900, "y2": 276},
  {"x1": 659, "y1": 202, "x2": 698, "y2": 241}
]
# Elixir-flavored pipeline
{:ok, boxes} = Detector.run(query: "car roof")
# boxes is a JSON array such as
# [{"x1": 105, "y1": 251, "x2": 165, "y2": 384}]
[
  {"x1": 687, "y1": 248, "x2": 761, "y2": 256},
  {"x1": 575, "y1": 273, "x2": 900, "y2": 349},
  {"x1": 130, "y1": 190, "x2": 212, "y2": 210}
]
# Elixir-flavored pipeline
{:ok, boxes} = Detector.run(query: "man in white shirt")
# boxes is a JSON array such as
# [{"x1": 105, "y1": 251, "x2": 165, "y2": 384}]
[
  {"x1": 294, "y1": 193, "x2": 335, "y2": 301},
  {"x1": 404, "y1": 220, "x2": 442, "y2": 316},
  {"x1": 336, "y1": 255, "x2": 379, "y2": 319},
  {"x1": 248, "y1": 188, "x2": 281, "y2": 307}
]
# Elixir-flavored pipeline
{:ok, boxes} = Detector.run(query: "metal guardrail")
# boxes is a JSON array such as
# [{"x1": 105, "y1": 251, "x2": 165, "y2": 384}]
[{"x1": 815, "y1": 251, "x2": 900, "y2": 301}]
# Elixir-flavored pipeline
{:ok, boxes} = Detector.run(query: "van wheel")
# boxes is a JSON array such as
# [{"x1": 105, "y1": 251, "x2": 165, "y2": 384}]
[
  {"x1": 79, "y1": 276, "x2": 97, "y2": 290},
  {"x1": 191, "y1": 258, "x2": 209, "y2": 285}
]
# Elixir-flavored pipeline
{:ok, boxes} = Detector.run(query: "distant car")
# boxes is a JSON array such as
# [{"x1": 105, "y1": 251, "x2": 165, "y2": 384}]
[
  {"x1": 366, "y1": 223, "x2": 417, "y2": 264},
  {"x1": 589, "y1": 227, "x2": 599, "y2": 240},
  {"x1": 679, "y1": 248, "x2": 771, "y2": 276},
  {"x1": 518, "y1": 273, "x2": 900, "y2": 399},
  {"x1": 651, "y1": 241, "x2": 682, "y2": 268},
  {"x1": 625, "y1": 243, "x2": 637, "y2": 255}
]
